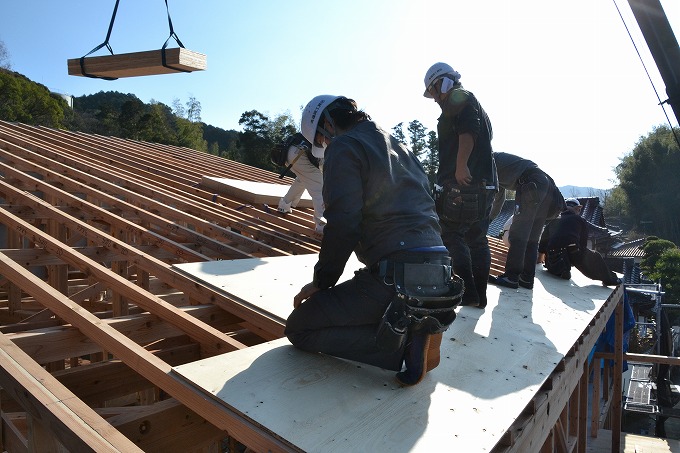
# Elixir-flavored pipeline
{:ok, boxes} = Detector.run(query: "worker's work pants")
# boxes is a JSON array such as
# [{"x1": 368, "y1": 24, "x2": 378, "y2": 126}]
[
  {"x1": 504, "y1": 172, "x2": 557, "y2": 282},
  {"x1": 285, "y1": 269, "x2": 405, "y2": 371},
  {"x1": 569, "y1": 248, "x2": 619, "y2": 284},
  {"x1": 439, "y1": 193, "x2": 493, "y2": 306}
]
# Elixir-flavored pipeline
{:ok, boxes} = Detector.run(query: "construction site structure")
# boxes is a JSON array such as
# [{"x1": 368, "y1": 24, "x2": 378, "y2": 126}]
[{"x1": 1, "y1": 119, "x2": 678, "y2": 452}]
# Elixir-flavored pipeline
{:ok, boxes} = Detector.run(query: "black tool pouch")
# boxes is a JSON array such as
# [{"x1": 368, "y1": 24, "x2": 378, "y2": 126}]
[
  {"x1": 375, "y1": 296, "x2": 409, "y2": 352},
  {"x1": 435, "y1": 183, "x2": 484, "y2": 224},
  {"x1": 546, "y1": 248, "x2": 571, "y2": 276},
  {"x1": 375, "y1": 257, "x2": 464, "y2": 351},
  {"x1": 398, "y1": 262, "x2": 463, "y2": 334}
]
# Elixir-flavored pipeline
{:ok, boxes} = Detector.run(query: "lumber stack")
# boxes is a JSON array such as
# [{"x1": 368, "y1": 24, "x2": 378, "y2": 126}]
[{"x1": 67, "y1": 47, "x2": 206, "y2": 78}]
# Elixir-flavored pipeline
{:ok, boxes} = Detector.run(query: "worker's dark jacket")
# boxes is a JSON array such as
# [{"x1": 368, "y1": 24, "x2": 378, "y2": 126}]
[
  {"x1": 539, "y1": 210, "x2": 588, "y2": 253},
  {"x1": 436, "y1": 86, "x2": 496, "y2": 187},
  {"x1": 490, "y1": 151, "x2": 564, "y2": 219},
  {"x1": 494, "y1": 151, "x2": 538, "y2": 191},
  {"x1": 313, "y1": 120, "x2": 443, "y2": 289}
]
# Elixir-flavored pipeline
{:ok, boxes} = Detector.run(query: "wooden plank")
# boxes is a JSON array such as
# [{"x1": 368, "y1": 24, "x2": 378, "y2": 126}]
[
  {"x1": 587, "y1": 429, "x2": 680, "y2": 452},
  {"x1": 0, "y1": 123, "x2": 319, "y2": 256},
  {"x1": 1, "y1": 412, "x2": 28, "y2": 453},
  {"x1": 173, "y1": 254, "x2": 363, "y2": 324},
  {"x1": 0, "y1": 333, "x2": 141, "y2": 452},
  {"x1": 67, "y1": 48, "x2": 206, "y2": 78},
  {"x1": 0, "y1": 252, "x2": 298, "y2": 452},
  {"x1": 201, "y1": 176, "x2": 314, "y2": 209},
  {"x1": 172, "y1": 259, "x2": 616, "y2": 452},
  {"x1": 52, "y1": 344, "x2": 201, "y2": 406},
  {"x1": 0, "y1": 209, "x2": 245, "y2": 356},
  {"x1": 99, "y1": 399, "x2": 225, "y2": 452},
  {"x1": 0, "y1": 183, "x2": 287, "y2": 336},
  {"x1": 8, "y1": 305, "x2": 233, "y2": 365}
]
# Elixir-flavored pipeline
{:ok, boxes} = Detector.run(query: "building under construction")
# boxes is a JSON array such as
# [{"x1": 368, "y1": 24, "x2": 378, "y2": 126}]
[{"x1": 1, "y1": 119, "x2": 674, "y2": 452}]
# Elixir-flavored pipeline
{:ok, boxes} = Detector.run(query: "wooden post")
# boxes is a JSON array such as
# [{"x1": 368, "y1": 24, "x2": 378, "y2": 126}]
[
  {"x1": 591, "y1": 358, "x2": 601, "y2": 437},
  {"x1": 611, "y1": 296, "x2": 624, "y2": 452}
]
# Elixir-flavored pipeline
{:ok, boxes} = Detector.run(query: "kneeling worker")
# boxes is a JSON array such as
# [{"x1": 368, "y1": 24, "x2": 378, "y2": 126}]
[
  {"x1": 285, "y1": 95, "x2": 462, "y2": 386},
  {"x1": 539, "y1": 198, "x2": 621, "y2": 286}
]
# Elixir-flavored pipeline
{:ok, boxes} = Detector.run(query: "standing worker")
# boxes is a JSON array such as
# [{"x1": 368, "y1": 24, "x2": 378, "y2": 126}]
[
  {"x1": 489, "y1": 151, "x2": 565, "y2": 289},
  {"x1": 538, "y1": 198, "x2": 621, "y2": 286},
  {"x1": 285, "y1": 95, "x2": 462, "y2": 386},
  {"x1": 275, "y1": 133, "x2": 326, "y2": 234},
  {"x1": 423, "y1": 62, "x2": 498, "y2": 308}
]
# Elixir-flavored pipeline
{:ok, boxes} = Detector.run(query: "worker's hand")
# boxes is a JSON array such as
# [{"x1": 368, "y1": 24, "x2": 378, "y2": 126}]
[
  {"x1": 293, "y1": 282, "x2": 320, "y2": 308},
  {"x1": 455, "y1": 166, "x2": 473, "y2": 186}
]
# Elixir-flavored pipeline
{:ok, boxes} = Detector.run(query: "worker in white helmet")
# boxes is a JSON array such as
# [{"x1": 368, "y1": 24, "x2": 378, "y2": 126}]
[
  {"x1": 538, "y1": 198, "x2": 621, "y2": 286},
  {"x1": 423, "y1": 62, "x2": 498, "y2": 309},
  {"x1": 285, "y1": 95, "x2": 463, "y2": 386},
  {"x1": 275, "y1": 132, "x2": 326, "y2": 234}
]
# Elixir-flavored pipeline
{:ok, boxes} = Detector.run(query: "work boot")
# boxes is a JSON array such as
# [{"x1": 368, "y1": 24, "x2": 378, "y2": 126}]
[
  {"x1": 396, "y1": 333, "x2": 431, "y2": 386},
  {"x1": 492, "y1": 274, "x2": 519, "y2": 289},
  {"x1": 426, "y1": 332, "x2": 443, "y2": 372},
  {"x1": 277, "y1": 199, "x2": 293, "y2": 214},
  {"x1": 518, "y1": 275, "x2": 534, "y2": 289}
]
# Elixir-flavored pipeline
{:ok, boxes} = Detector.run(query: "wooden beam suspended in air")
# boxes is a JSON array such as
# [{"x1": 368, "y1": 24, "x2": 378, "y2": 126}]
[{"x1": 67, "y1": 47, "x2": 206, "y2": 79}]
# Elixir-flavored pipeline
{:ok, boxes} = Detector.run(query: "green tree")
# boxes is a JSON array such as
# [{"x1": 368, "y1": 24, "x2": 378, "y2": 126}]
[
  {"x1": 603, "y1": 186, "x2": 629, "y2": 219},
  {"x1": 138, "y1": 103, "x2": 175, "y2": 145},
  {"x1": 656, "y1": 248, "x2": 680, "y2": 303},
  {"x1": 641, "y1": 237, "x2": 677, "y2": 278},
  {"x1": 615, "y1": 125, "x2": 680, "y2": 244},
  {"x1": 392, "y1": 122, "x2": 406, "y2": 145},
  {"x1": 237, "y1": 110, "x2": 296, "y2": 171},
  {"x1": 0, "y1": 69, "x2": 67, "y2": 128},
  {"x1": 203, "y1": 123, "x2": 239, "y2": 157},
  {"x1": 0, "y1": 39, "x2": 11, "y2": 70},
  {"x1": 175, "y1": 116, "x2": 207, "y2": 151},
  {"x1": 119, "y1": 98, "x2": 145, "y2": 139},
  {"x1": 407, "y1": 120, "x2": 427, "y2": 158},
  {"x1": 171, "y1": 98, "x2": 186, "y2": 118},
  {"x1": 95, "y1": 102, "x2": 121, "y2": 136},
  {"x1": 238, "y1": 110, "x2": 271, "y2": 168},
  {"x1": 421, "y1": 130, "x2": 439, "y2": 186},
  {"x1": 186, "y1": 96, "x2": 202, "y2": 123}
]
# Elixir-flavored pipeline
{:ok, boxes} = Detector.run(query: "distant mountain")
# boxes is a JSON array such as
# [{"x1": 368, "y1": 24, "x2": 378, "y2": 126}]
[{"x1": 559, "y1": 185, "x2": 612, "y2": 199}]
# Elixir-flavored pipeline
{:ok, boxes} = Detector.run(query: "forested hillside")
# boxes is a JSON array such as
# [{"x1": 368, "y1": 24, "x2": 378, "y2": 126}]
[{"x1": 2, "y1": 67, "x2": 680, "y2": 246}]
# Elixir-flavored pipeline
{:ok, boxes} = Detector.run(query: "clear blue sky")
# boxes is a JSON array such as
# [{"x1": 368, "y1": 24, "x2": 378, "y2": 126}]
[{"x1": 1, "y1": 0, "x2": 678, "y2": 190}]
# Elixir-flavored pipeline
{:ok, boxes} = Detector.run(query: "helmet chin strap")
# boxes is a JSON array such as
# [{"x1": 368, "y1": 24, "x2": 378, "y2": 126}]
[{"x1": 316, "y1": 109, "x2": 337, "y2": 147}]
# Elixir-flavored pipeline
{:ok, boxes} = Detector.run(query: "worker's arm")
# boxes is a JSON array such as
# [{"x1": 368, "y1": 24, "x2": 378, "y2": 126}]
[
  {"x1": 293, "y1": 282, "x2": 320, "y2": 308},
  {"x1": 455, "y1": 132, "x2": 474, "y2": 186},
  {"x1": 489, "y1": 187, "x2": 506, "y2": 220}
]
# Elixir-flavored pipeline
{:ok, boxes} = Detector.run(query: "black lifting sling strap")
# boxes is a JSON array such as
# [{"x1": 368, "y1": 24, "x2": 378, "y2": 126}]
[{"x1": 78, "y1": 0, "x2": 190, "y2": 80}]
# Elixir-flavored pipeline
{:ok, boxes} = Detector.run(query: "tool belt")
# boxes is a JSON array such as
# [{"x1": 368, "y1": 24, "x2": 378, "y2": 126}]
[
  {"x1": 433, "y1": 181, "x2": 493, "y2": 224},
  {"x1": 373, "y1": 252, "x2": 464, "y2": 352},
  {"x1": 545, "y1": 245, "x2": 577, "y2": 276}
]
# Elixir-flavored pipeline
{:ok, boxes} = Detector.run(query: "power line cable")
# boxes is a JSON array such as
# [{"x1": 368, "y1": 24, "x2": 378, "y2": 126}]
[{"x1": 613, "y1": 0, "x2": 680, "y2": 149}]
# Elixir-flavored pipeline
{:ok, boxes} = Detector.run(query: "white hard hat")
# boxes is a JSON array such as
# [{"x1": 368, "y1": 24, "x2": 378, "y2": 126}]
[
  {"x1": 423, "y1": 62, "x2": 461, "y2": 98},
  {"x1": 301, "y1": 94, "x2": 341, "y2": 147},
  {"x1": 565, "y1": 197, "x2": 581, "y2": 207}
]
